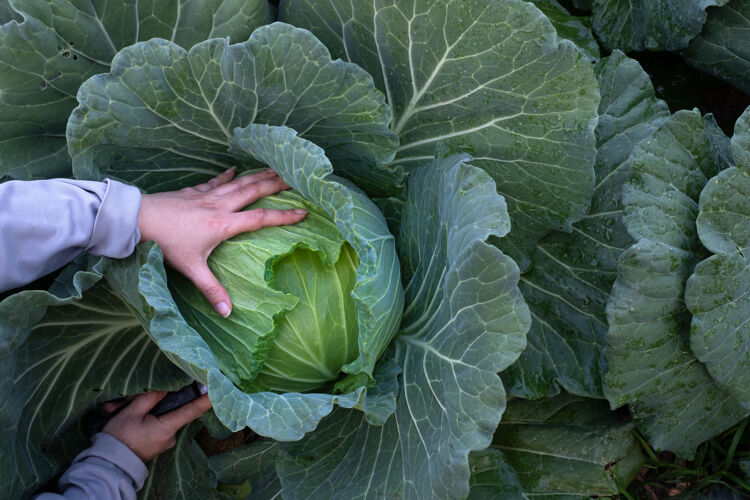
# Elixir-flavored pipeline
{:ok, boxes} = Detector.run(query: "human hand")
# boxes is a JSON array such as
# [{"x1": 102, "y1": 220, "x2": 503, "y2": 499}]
[
  {"x1": 102, "y1": 391, "x2": 212, "y2": 463},
  {"x1": 137, "y1": 168, "x2": 307, "y2": 317}
]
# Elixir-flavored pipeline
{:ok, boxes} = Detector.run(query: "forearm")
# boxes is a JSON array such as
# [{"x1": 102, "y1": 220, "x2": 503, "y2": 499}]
[
  {"x1": 0, "y1": 178, "x2": 142, "y2": 292},
  {"x1": 34, "y1": 433, "x2": 148, "y2": 500}
]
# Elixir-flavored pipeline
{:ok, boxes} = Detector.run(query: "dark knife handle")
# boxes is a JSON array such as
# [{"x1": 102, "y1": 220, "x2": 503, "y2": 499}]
[{"x1": 149, "y1": 382, "x2": 206, "y2": 417}]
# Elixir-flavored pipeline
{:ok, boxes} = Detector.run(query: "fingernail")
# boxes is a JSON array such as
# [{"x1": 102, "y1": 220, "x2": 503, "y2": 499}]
[
  {"x1": 294, "y1": 209, "x2": 307, "y2": 215},
  {"x1": 215, "y1": 301, "x2": 231, "y2": 318},
  {"x1": 225, "y1": 167, "x2": 236, "y2": 174}
]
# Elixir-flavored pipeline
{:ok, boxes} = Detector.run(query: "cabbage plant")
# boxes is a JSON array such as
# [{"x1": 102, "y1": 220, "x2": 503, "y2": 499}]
[{"x1": 0, "y1": 10, "x2": 538, "y2": 498}]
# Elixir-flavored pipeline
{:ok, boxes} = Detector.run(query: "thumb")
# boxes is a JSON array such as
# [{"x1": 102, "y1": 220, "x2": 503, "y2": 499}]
[{"x1": 187, "y1": 262, "x2": 232, "y2": 317}]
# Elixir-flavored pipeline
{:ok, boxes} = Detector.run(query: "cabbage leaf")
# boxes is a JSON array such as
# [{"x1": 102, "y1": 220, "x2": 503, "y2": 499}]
[
  {"x1": 66, "y1": 22, "x2": 400, "y2": 196},
  {"x1": 684, "y1": 1, "x2": 750, "y2": 95},
  {"x1": 471, "y1": 394, "x2": 644, "y2": 498},
  {"x1": 604, "y1": 110, "x2": 748, "y2": 458},
  {"x1": 209, "y1": 439, "x2": 280, "y2": 499},
  {"x1": 0, "y1": 256, "x2": 190, "y2": 499},
  {"x1": 0, "y1": 0, "x2": 19, "y2": 22},
  {"x1": 279, "y1": 0, "x2": 599, "y2": 268},
  {"x1": 528, "y1": 0, "x2": 600, "y2": 62},
  {"x1": 686, "y1": 107, "x2": 750, "y2": 409},
  {"x1": 590, "y1": 0, "x2": 729, "y2": 52},
  {"x1": 0, "y1": 0, "x2": 273, "y2": 180}
]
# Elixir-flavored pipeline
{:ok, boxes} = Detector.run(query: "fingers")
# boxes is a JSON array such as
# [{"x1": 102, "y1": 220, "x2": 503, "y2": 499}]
[
  {"x1": 101, "y1": 401, "x2": 123, "y2": 413},
  {"x1": 186, "y1": 262, "x2": 232, "y2": 317},
  {"x1": 212, "y1": 168, "x2": 280, "y2": 197},
  {"x1": 158, "y1": 394, "x2": 212, "y2": 431},
  {"x1": 101, "y1": 396, "x2": 134, "y2": 414},
  {"x1": 212, "y1": 169, "x2": 290, "y2": 209},
  {"x1": 225, "y1": 208, "x2": 308, "y2": 237},
  {"x1": 125, "y1": 391, "x2": 168, "y2": 416},
  {"x1": 225, "y1": 176, "x2": 293, "y2": 211},
  {"x1": 183, "y1": 208, "x2": 306, "y2": 316},
  {"x1": 192, "y1": 167, "x2": 236, "y2": 193}
]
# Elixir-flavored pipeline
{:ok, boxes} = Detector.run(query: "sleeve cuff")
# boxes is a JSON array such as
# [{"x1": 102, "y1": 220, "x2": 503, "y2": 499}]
[
  {"x1": 78, "y1": 432, "x2": 149, "y2": 490},
  {"x1": 86, "y1": 179, "x2": 142, "y2": 258}
]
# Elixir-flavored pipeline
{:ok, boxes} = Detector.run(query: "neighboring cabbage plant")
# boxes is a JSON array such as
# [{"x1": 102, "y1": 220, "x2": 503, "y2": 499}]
[
  {"x1": 501, "y1": 50, "x2": 669, "y2": 400},
  {"x1": 604, "y1": 109, "x2": 748, "y2": 458},
  {"x1": 686, "y1": 107, "x2": 750, "y2": 409}
]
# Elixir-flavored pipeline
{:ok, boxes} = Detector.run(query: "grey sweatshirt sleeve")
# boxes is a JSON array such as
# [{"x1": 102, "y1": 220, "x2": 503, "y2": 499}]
[
  {"x1": 0, "y1": 178, "x2": 142, "y2": 293},
  {"x1": 34, "y1": 432, "x2": 149, "y2": 500}
]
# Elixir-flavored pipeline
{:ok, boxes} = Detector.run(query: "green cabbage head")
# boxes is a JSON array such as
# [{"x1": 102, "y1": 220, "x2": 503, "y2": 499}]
[{"x1": 171, "y1": 189, "x2": 364, "y2": 393}]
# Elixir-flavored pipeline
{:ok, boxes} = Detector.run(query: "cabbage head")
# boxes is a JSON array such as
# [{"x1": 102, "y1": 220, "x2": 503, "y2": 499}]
[{"x1": 171, "y1": 189, "x2": 363, "y2": 393}]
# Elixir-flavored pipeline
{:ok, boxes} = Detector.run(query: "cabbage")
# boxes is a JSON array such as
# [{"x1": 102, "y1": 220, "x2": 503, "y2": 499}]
[{"x1": 171, "y1": 190, "x2": 363, "y2": 393}]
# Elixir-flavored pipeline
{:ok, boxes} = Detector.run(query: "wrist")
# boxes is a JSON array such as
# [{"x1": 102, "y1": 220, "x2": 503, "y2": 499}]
[{"x1": 137, "y1": 194, "x2": 155, "y2": 243}]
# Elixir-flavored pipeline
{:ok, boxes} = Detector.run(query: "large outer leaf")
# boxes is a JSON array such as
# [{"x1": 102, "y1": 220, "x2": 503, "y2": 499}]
[
  {"x1": 279, "y1": 0, "x2": 599, "y2": 268},
  {"x1": 0, "y1": 0, "x2": 272, "y2": 180},
  {"x1": 590, "y1": 0, "x2": 729, "y2": 52},
  {"x1": 502, "y1": 51, "x2": 668, "y2": 399},
  {"x1": 0, "y1": 256, "x2": 189, "y2": 499},
  {"x1": 67, "y1": 22, "x2": 400, "y2": 196},
  {"x1": 12, "y1": 0, "x2": 273, "y2": 55},
  {"x1": 466, "y1": 449, "x2": 524, "y2": 499},
  {"x1": 0, "y1": 0, "x2": 20, "y2": 22},
  {"x1": 392, "y1": 151, "x2": 528, "y2": 498},
  {"x1": 528, "y1": 0, "x2": 600, "y2": 62},
  {"x1": 276, "y1": 408, "x2": 403, "y2": 499},
  {"x1": 695, "y1": 167, "x2": 750, "y2": 254},
  {"x1": 604, "y1": 110, "x2": 748, "y2": 458},
  {"x1": 108, "y1": 128, "x2": 403, "y2": 441},
  {"x1": 687, "y1": 245, "x2": 750, "y2": 408},
  {"x1": 209, "y1": 440, "x2": 281, "y2": 500},
  {"x1": 696, "y1": 109, "x2": 750, "y2": 254},
  {"x1": 0, "y1": 18, "x2": 99, "y2": 179},
  {"x1": 487, "y1": 394, "x2": 644, "y2": 497},
  {"x1": 686, "y1": 108, "x2": 750, "y2": 408},
  {"x1": 139, "y1": 422, "x2": 226, "y2": 500},
  {"x1": 684, "y1": 1, "x2": 750, "y2": 95},
  {"x1": 272, "y1": 150, "x2": 530, "y2": 499}
]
